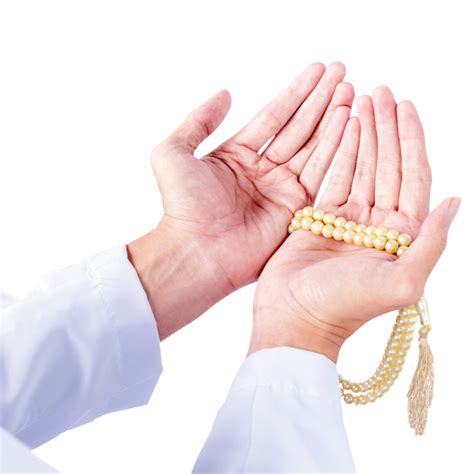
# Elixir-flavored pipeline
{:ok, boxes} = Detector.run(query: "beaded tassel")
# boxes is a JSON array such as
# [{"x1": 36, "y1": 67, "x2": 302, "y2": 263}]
[
  {"x1": 407, "y1": 297, "x2": 434, "y2": 435},
  {"x1": 289, "y1": 207, "x2": 434, "y2": 434}
]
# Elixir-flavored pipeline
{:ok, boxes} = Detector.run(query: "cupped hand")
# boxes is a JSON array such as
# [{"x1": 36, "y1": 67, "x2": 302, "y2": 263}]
[
  {"x1": 151, "y1": 63, "x2": 353, "y2": 292},
  {"x1": 251, "y1": 87, "x2": 460, "y2": 362}
]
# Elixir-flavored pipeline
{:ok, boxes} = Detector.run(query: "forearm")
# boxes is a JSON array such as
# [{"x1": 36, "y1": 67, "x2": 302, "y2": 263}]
[
  {"x1": 0, "y1": 247, "x2": 161, "y2": 448},
  {"x1": 127, "y1": 222, "x2": 234, "y2": 340}
]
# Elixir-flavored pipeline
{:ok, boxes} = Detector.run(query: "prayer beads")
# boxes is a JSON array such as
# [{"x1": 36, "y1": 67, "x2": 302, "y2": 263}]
[{"x1": 289, "y1": 207, "x2": 411, "y2": 257}]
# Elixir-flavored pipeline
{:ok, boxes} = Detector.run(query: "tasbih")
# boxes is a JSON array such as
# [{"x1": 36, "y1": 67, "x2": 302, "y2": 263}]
[{"x1": 288, "y1": 206, "x2": 434, "y2": 435}]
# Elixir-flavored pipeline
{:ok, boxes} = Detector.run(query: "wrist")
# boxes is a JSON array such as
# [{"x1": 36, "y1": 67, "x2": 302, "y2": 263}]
[
  {"x1": 248, "y1": 311, "x2": 343, "y2": 363},
  {"x1": 127, "y1": 221, "x2": 233, "y2": 340}
]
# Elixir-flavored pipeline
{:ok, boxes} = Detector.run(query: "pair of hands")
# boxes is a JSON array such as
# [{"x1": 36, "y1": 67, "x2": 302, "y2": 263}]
[{"x1": 128, "y1": 62, "x2": 459, "y2": 363}]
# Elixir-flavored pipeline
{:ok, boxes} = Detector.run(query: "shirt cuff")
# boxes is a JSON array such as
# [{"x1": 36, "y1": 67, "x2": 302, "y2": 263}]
[
  {"x1": 231, "y1": 347, "x2": 341, "y2": 403},
  {"x1": 86, "y1": 246, "x2": 162, "y2": 412}
]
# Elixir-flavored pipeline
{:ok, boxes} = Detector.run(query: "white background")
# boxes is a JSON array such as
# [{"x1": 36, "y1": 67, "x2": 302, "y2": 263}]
[{"x1": 1, "y1": 1, "x2": 473, "y2": 472}]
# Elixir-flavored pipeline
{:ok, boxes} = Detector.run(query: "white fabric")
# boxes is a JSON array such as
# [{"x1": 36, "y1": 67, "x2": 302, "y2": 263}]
[
  {"x1": 194, "y1": 347, "x2": 355, "y2": 473},
  {"x1": 0, "y1": 246, "x2": 355, "y2": 472},
  {"x1": 0, "y1": 246, "x2": 162, "y2": 471},
  {"x1": 0, "y1": 429, "x2": 57, "y2": 473}
]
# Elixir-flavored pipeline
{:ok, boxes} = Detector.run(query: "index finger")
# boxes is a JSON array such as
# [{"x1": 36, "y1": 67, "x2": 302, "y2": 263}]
[{"x1": 231, "y1": 63, "x2": 326, "y2": 152}]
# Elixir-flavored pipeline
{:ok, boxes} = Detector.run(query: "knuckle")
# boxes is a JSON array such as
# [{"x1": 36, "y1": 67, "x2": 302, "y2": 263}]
[
  {"x1": 260, "y1": 109, "x2": 281, "y2": 131},
  {"x1": 402, "y1": 164, "x2": 432, "y2": 184},
  {"x1": 435, "y1": 234, "x2": 448, "y2": 256},
  {"x1": 329, "y1": 173, "x2": 348, "y2": 187},
  {"x1": 291, "y1": 113, "x2": 311, "y2": 132},
  {"x1": 287, "y1": 83, "x2": 304, "y2": 100},
  {"x1": 337, "y1": 147, "x2": 356, "y2": 160},
  {"x1": 264, "y1": 145, "x2": 285, "y2": 164},
  {"x1": 315, "y1": 84, "x2": 332, "y2": 101},
  {"x1": 377, "y1": 159, "x2": 402, "y2": 178},
  {"x1": 193, "y1": 114, "x2": 211, "y2": 139},
  {"x1": 311, "y1": 153, "x2": 331, "y2": 173},
  {"x1": 355, "y1": 160, "x2": 375, "y2": 181},
  {"x1": 319, "y1": 134, "x2": 339, "y2": 149}
]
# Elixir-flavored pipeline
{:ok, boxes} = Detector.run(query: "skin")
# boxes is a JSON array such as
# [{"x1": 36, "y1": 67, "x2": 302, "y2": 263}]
[
  {"x1": 250, "y1": 87, "x2": 460, "y2": 362},
  {"x1": 128, "y1": 62, "x2": 355, "y2": 339}
]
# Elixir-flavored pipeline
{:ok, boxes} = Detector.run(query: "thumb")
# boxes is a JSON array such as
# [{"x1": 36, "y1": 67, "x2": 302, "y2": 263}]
[
  {"x1": 400, "y1": 197, "x2": 461, "y2": 281},
  {"x1": 168, "y1": 89, "x2": 232, "y2": 152}
]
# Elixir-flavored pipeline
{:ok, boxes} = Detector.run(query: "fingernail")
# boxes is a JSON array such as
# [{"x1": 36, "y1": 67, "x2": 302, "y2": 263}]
[{"x1": 448, "y1": 197, "x2": 461, "y2": 221}]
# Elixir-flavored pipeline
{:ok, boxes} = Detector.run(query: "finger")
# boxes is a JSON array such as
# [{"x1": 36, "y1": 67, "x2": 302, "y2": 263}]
[
  {"x1": 319, "y1": 117, "x2": 360, "y2": 207},
  {"x1": 312, "y1": 81, "x2": 355, "y2": 145},
  {"x1": 398, "y1": 198, "x2": 460, "y2": 291},
  {"x1": 348, "y1": 95, "x2": 377, "y2": 206},
  {"x1": 231, "y1": 63, "x2": 326, "y2": 152},
  {"x1": 373, "y1": 86, "x2": 402, "y2": 210},
  {"x1": 397, "y1": 100, "x2": 432, "y2": 223},
  {"x1": 166, "y1": 90, "x2": 232, "y2": 153},
  {"x1": 288, "y1": 81, "x2": 355, "y2": 175},
  {"x1": 299, "y1": 106, "x2": 351, "y2": 201},
  {"x1": 262, "y1": 62, "x2": 346, "y2": 165}
]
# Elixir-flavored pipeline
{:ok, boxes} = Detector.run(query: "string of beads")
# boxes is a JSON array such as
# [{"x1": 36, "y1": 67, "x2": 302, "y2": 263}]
[
  {"x1": 288, "y1": 206, "x2": 412, "y2": 257},
  {"x1": 288, "y1": 206, "x2": 417, "y2": 405}
]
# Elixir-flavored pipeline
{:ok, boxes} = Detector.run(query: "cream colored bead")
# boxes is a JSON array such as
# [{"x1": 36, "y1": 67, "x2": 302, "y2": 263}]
[
  {"x1": 322, "y1": 224, "x2": 335, "y2": 238},
  {"x1": 375, "y1": 388, "x2": 384, "y2": 398},
  {"x1": 355, "y1": 223, "x2": 366, "y2": 234},
  {"x1": 311, "y1": 220, "x2": 324, "y2": 235},
  {"x1": 288, "y1": 224, "x2": 298, "y2": 233},
  {"x1": 291, "y1": 217, "x2": 302, "y2": 227},
  {"x1": 386, "y1": 228, "x2": 399, "y2": 240},
  {"x1": 345, "y1": 220, "x2": 357, "y2": 231},
  {"x1": 367, "y1": 391, "x2": 376, "y2": 402},
  {"x1": 359, "y1": 394, "x2": 368, "y2": 405},
  {"x1": 398, "y1": 233, "x2": 412, "y2": 246},
  {"x1": 373, "y1": 236, "x2": 388, "y2": 250},
  {"x1": 333, "y1": 226, "x2": 345, "y2": 241},
  {"x1": 294, "y1": 209, "x2": 303, "y2": 219},
  {"x1": 350, "y1": 383, "x2": 360, "y2": 393},
  {"x1": 343, "y1": 229, "x2": 356, "y2": 244},
  {"x1": 397, "y1": 245, "x2": 409, "y2": 257},
  {"x1": 312, "y1": 208, "x2": 326, "y2": 221},
  {"x1": 365, "y1": 225, "x2": 377, "y2": 235},
  {"x1": 353, "y1": 232, "x2": 365, "y2": 246},
  {"x1": 343, "y1": 394, "x2": 354, "y2": 404},
  {"x1": 375, "y1": 226, "x2": 388, "y2": 237},
  {"x1": 334, "y1": 216, "x2": 347, "y2": 228},
  {"x1": 363, "y1": 234, "x2": 376, "y2": 248},
  {"x1": 301, "y1": 216, "x2": 313, "y2": 230},
  {"x1": 323, "y1": 212, "x2": 336, "y2": 225},
  {"x1": 385, "y1": 239, "x2": 399, "y2": 254},
  {"x1": 302, "y1": 206, "x2": 314, "y2": 217}
]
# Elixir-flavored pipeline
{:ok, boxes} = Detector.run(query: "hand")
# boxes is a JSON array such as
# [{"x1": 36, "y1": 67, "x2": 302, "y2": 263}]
[
  {"x1": 129, "y1": 63, "x2": 354, "y2": 338},
  {"x1": 250, "y1": 87, "x2": 460, "y2": 362}
]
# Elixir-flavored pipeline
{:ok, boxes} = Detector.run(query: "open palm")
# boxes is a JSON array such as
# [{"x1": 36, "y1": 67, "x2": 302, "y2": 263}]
[
  {"x1": 151, "y1": 63, "x2": 354, "y2": 291},
  {"x1": 252, "y1": 88, "x2": 459, "y2": 361}
]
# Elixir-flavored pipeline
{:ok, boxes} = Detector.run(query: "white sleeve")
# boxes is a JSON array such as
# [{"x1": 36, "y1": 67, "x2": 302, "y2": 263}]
[
  {"x1": 193, "y1": 347, "x2": 355, "y2": 473},
  {"x1": 0, "y1": 428, "x2": 57, "y2": 473},
  {"x1": 0, "y1": 246, "x2": 162, "y2": 449}
]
